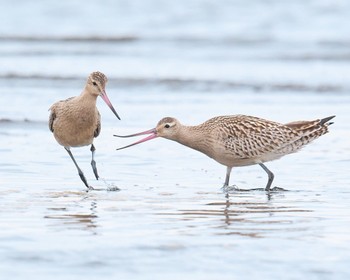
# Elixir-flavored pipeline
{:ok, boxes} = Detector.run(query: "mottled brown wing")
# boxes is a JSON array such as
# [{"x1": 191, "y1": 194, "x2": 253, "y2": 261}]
[
  {"x1": 212, "y1": 115, "x2": 301, "y2": 159},
  {"x1": 48, "y1": 97, "x2": 74, "y2": 133},
  {"x1": 94, "y1": 111, "x2": 101, "y2": 138},
  {"x1": 48, "y1": 110, "x2": 56, "y2": 132},
  {"x1": 284, "y1": 119, "x2": 321, "y2": 131}
]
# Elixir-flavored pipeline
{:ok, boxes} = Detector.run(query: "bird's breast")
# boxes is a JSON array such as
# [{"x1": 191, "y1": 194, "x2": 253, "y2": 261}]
[{"x1": 52, "y1": 103, "x2": 99, "y2": 148}]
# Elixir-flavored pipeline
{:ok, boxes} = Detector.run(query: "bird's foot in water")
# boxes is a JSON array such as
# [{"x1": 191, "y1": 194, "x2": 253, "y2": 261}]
[
  {"x1": 266, "y1": 186, "x2": 288, "y2": 192},
  {"x1": 221, "y1": 185, "x2": 247, "y2": 193},
  {"x1": 86, "y1": 185, "x2": 120, "y2": 192},
  {"x1": 107, "y1": 186, "x2": 120, "y2": 192},
  {"x1": 249, "y1": 187, "x2": 288, "y2": 193},
  {"x1": 86, "y1": 185, "x2": 95, "y2": 192},
  {"x1": 222, "y1": 185, "x2": 288, "y2": 193},
  {"x1": 250, "y1": 186, "x2": 288, "y2": 192}
]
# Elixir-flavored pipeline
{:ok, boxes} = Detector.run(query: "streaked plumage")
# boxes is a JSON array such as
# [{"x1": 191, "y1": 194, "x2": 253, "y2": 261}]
[
  {"x1": 49, "y1": 71, "x2": 120, "y2": 189},
  {"x1": 115, "y1": 115, "x2": 335, "y2": 191}
]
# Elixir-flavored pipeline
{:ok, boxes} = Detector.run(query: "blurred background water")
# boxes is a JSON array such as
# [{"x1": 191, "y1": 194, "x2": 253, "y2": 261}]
[{"x1": 0, "y1": 0, "x2": 350, "y2": 279}]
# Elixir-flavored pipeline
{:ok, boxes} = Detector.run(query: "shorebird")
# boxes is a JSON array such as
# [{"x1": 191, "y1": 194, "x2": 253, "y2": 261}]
[
  {"x1": 115, "y1": 115, "x2": 335, "y2": 191},
  {"x1": 49, "y1": 71, "x2": 120, "y2": 189}
]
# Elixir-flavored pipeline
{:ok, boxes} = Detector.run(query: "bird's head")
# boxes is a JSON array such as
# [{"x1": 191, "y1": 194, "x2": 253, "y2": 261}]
[
  {"x1": 87, "y1": 71, "x2": 120, "y2": 120},
  {"x1": 155, "y1": 117, "x2": 180, "y2": 139}
]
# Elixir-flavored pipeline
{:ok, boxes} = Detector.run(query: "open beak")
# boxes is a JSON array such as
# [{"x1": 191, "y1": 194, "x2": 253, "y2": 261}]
[
  {"x1": 100, "y1": 90, "x2": 121, "y2": 120},
  {"x1": 114, "y1": 128, "x2": 157, "y2": 150}
]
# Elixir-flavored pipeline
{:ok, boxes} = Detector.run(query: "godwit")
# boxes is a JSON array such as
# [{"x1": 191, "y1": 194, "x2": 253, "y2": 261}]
[
  {"x1": 115, "y1": 115, "x2": 335, "y2": 191},
  {"x1": 49, "y1": 71, "x2": 120, "y2": 189}
]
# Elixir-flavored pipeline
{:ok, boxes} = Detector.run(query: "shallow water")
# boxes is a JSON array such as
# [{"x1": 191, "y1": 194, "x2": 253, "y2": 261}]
[{"x1": 1, "y1": 0, "x2": 350, "y2": 279}]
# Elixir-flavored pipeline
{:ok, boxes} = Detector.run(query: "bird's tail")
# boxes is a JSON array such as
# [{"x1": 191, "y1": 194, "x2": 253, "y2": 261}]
[
  {"x1": 277, "y1": 115, "x2": 335, "y2": 154},
  {"x1": 284, "y1": 115, "x2": 335, "y2": 132},
  {"x1": 319, "y1": 115, "x2": 335, "y2": 126}
]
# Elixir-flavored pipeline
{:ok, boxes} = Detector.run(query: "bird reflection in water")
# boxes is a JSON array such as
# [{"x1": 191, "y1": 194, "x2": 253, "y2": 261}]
[
  {"x1": 44, "y1": 201, "x2": 99, "y2": 234},
  {"x1": 165, "y1": 191, "x2": 312, "y2": 238}
]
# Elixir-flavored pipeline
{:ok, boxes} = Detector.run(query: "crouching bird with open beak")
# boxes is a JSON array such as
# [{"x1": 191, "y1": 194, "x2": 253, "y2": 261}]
[
  {"x1": 115, "y1": 115, "x2": 334, "y2": 192},
  {"x1": 49, "y1": 71, "x2": 120, "y2": 190}
]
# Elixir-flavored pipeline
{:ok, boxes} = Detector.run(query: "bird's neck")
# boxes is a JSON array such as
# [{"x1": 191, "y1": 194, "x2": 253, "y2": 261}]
[
  {"x1": 174, "y1": 125, "x2": 212, "y2": 155},
  {"x1": 78, "y1": 88, "x2": 98, "y2": 107}
]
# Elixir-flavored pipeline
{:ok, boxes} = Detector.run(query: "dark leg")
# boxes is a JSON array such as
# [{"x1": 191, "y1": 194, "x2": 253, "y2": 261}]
[
  {"x1": 259, "y1": 163, "x2": 274, "y2": 191},
  {"x1": 64, "y1": 147, "x2": 91, "y2": 189},
  {"x1": 222, "y1": 167, "x2": 232, "y2": 188},
  {"x1": 90, "y1": 144, "x2": 99, "y2": 180}
]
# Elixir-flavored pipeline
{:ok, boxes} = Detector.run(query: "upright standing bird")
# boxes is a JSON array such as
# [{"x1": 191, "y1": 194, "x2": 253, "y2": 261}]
[
  {"x1": 114, "y1": 115, "x2": 334, "y2": 191},
  {"x1": 49, "y1": 71, "x2": 120, "y2": 189}
]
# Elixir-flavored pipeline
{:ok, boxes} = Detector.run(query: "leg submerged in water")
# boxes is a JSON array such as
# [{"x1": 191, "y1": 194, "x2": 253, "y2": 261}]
[
  {"x1": 223, "y1": 166, "x2": 232, "y2": 188},
  {"x1": 259, "y1": 163, "x2": 274, "y2": 191},
  {"x1": 90, "y1": 144, "x2": 99, "y2": 180}
]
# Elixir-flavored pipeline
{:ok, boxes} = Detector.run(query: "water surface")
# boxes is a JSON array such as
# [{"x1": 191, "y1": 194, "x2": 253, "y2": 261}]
[{"x1": 0, "y1": 1, "x2": 350, "y2": 279}]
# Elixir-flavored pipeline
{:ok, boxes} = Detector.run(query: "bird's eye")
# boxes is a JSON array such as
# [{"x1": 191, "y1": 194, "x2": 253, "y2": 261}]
[
  {"x1": 164, "y1": 124, "x2": 170, "y2": 128},
  {"x1": 92, "y1": 82, "x2": 97, "y2": 86}
]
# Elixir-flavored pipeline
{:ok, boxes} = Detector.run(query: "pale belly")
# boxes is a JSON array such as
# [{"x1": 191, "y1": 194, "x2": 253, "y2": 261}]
[
  {"x1": 209, "y1": 149, "x2": 285, "y2": 168},
  {"x1": 54, "y1": 126, "x2": 95, "y2": 147}
]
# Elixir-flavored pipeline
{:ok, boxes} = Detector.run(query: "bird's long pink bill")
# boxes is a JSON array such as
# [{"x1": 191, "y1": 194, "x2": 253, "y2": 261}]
[
  {"x1": 100, "y1": 91, "x2": 121, "y2": 120},
  {"x1": 114, "y1": 129, "x2": 157, "y2": 150}
]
